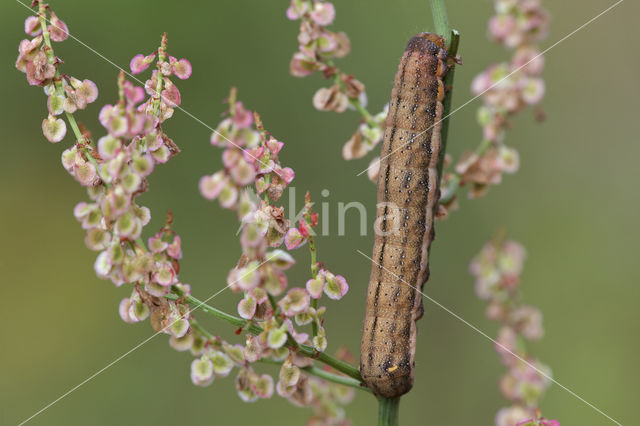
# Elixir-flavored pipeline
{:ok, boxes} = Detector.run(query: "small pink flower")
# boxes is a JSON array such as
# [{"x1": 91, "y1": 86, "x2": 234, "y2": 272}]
[
  {"x1": 26, "y1": 51, "x2": 55, "y2": 86},
  {"x1": 280, "y1": 288, "x2": 310, "y2": 316},
  {"x1": 154, "y1": 261, "x2": 177, "y2": 286},
  {"x1": 306, "y1": 275, "x2": 325, "y2": 299},
  {"x1": 191, "y1": 356, "x2": 214, "y2": 387},
  {"x1": 171, "y1": 58, "x2": 192, "y2": 79},
  {"x1": 266, "y1": 137, "x2": 284, "y2": 155},
  {"x1": 284, "y1": 227, "x2": 306, "y2": 250},
  {"x1": 230, "y1": 159, "x2": 256, "y2": 186},
  {"x1": 130, "y1": 53, "x2": 155, "y2": 74},
  {"x1": 267, "y1": 249, "x2": 296, "y2": 270},
  {"x1": 289, "y1": 52, "x2": 317, "y2": 77},
  {"x1": 47, "y1": 93, "x2": 65, "y2": 116},
  {"x1": 251, "y1": 374, "x2": 274, "y2": 399},
  {"x1": 161, "y1": 81, "x2": 181, "y2": 107},
  {"x1": 489, "y1": 15, "x2": 516, "y2": 42},
  {"x1": 119, "y1": 298, "x2": 134, "y2": 323},
  {"x1": 310, "y1": 1, "x2": 336, "y2": 26},
  {"x1": 42, "y1": 115, "x2": 66, "y2": 143},
  {"x1": 238, "y1": 294, "x2": 257, "y2": 320},
  {"x1": 148, "y1": 233, "x2": 168, "y2": 253},
  {"x1": 276, "y1": 166, "x2": 295, "y2": 184},
  {"x1": 521, "y1": 77, "x2": 545, "y2": 104},
  {"x1": 48, "y1": 12, "x2": 69, "y2": 42},
  {"x1": 324, "y1": 272, "x2": 348, "y2": 300},
  {"x1": 286, "y1": 0, "x2": 308, "y2": 20},
  {"x1": 24, "y1": 16, "x2": 42, "y2": 37},
  {"x1": 72, "y1": 78, "x2": 99, "y2": 104},
  {"x1": 123, "y1": 81, "x2": 145, "y2": 104},
  {"x1": 232, "y1": 102, "x2": 253, "y2": 129},
  {"x1": 167, "y1": 235, "x2": 182, "y2": 259}
]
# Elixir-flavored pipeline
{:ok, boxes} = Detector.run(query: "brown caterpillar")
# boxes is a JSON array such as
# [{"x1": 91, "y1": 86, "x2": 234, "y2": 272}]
[{"x1": 360, "y1": 33, "x2": 448, "y2": 398}]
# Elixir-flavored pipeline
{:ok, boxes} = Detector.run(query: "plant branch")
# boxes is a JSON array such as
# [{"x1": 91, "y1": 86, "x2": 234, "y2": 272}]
[
  {"x1": 259, "y1": 358, "x2": 370, "y2": 393},
  {"x1": 168, "y1": 286, "x2": 364, "y2": 383}
]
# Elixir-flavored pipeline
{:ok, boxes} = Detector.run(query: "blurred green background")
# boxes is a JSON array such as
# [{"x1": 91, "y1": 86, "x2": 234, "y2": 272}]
[{"x1": 1, "y1": 0, "x2": 638, "y2": 425}]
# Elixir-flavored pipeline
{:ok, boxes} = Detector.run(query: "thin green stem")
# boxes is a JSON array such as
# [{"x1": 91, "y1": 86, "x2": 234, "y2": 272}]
[
  {"x1": 430, "y1": 0, "x2": 451, "y2": 42},
  {"x1": 349, "y1": 98, "x2": 376, "y2": 127},
  {"x1": 168, "y1": 286, "x2": 364, "y2": 382},
  {"x1": 259, "y1": 358, "x2": 370, "y2": 393},
  {"x1": 378, "y1": 397, "x2": 400, "y2": 426},
  {"x1": 437, "y1": 29, "x2": 460, "y2": 181}
]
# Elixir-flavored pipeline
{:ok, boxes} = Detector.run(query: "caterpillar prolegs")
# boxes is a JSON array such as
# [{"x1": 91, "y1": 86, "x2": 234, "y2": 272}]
[{"x1": 360, "y1": 33, "x2": 449, "y2": 398}]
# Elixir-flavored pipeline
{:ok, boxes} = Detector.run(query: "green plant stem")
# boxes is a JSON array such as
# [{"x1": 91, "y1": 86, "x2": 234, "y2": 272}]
[
  {"x1": 378, "y1": 397, "x2": 400, "y2": 426},
  {"x1": 436, "y1": 29, "x2": 460, "y2": 181},
  {"x1": 259, "y1": 358, "x2": 370, "y2": 393},
  {"x1": 168, "y1": 286, "x2": 364, "y2": 383},
  {"x1": 430, "y1": 0, "x2": 451, "y2": 43},
  {"x1": 349, "y1": 97, "x2": 376, "y2": 127}
]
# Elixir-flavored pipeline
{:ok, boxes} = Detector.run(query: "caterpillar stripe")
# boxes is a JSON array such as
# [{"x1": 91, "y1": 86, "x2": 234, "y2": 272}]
[{"x1": 360, "y1": 33, "x2": 448, "y2": 398}]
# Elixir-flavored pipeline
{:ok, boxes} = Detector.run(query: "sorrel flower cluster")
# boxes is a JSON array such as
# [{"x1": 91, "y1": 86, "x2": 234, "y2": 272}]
[
  {"x1": 469, "y1": 238, "x2": 558, "y2": 426},
  {"x1": 440, "y1": 0, "x2": 549, "y2": 209},
  {"x1": 16, "y1": 5, "x2": 97, "y2": 144},
  {"x1": 286, "y1": 0, "x2": 387, "y2": 177},
  {"x1": 198, "y1": 89, "x2": 354, "y2": 423},
  {"x1": 17, "y1": 0, "x2": 203, "y2": 390}
]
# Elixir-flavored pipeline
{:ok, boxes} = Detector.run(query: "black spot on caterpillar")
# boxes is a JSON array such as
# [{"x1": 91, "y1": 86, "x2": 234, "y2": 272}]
[{"x1": 360, "y1": 33, "x2": 448, "y2": 398}]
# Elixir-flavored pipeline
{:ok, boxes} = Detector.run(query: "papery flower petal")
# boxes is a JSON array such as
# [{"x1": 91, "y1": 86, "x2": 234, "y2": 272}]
[
  {"x1": 24, "y1": 16, "x2": 42, "y2": 37},
  {"x1": 171, "y1": 317, "x2": 190, "y2": 338},
  {"x1": 170, "y1": 333, "x2": 194, "y2": 352},
  {"x1": 306, "y1": 276, "x2": 325, "y2": 299},
  {"x1": 238, "y1": 294, "x2": 257, "y2": 320},
  {"x1": 119, "y1": 298, "x2": 135, "y2": 323},
  {"x1": 191, "y1": 356, "x2": 214, "y2": 386},
  {"x1": 310, "y1": 1, "x2": 336, "y2": 26},
  {"x1": 267, "y1": 249, "x2": 296, "y2": 270},
  {"x1": 232, "y1": 102, "x2": 253, "y2": 129},
  {"x1": 75, "y1": 79, "x2": 98, "y2": 104},
  {"x1": 251, "y1": 374, "x2": 274, "y2": 399},
  {"x1": 267, "y1": 326, "x2": 287, "y2": 349},
  {"x1": 47, "y1": 93, "x2": 65, "y2": 116},
  {"x1": 284, "y1": 228, "x2": 306, "y2": 250},
  {"x1": 312, "y1": 332, "x2": 327, "y2": 352},
  {"x1": 42, "y1": 116, "x2": 66, "y2": 143},
  {"x1": 161, "y1": 81, "x2": 181, "y2": 107},
  {"x1": 279, "y1": 359, "x2": 300, "y2": 387},
  {"x1": 324, "y1": 272, "x2": 348, "y2": 299},
  {"x1": 154, "y1": 261, "x2": 177, "y2": 286},
  {"x1": 172, "y1": 58, "x2": 192, "y2": 79},
  {"x1": 48, "y1": 13, "x2": 69, "y2": 42},
  {"x1": 289, "y1": 52, "x2": 316, "y2": 77},
  {"x1": 130, "y1": 54, "x2": 151, "y2": 74},
  {"x1": 210, "y1": 351, "x2": 234, "y2": 377}
]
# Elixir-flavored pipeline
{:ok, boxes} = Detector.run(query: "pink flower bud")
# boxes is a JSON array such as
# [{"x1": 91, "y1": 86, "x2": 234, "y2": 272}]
[{"x1": 310, "y1": 1, "x2": 336, "y2": 26}]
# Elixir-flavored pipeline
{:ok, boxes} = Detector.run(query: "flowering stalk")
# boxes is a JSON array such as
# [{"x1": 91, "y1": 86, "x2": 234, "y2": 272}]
[
  {"x1": 469, "y1": 235, "x2": 559, "y2": 426},
  {"x1": 439, "y1": 0, "x2": 549, "y2": 214},
  {"x1": 286, "y1": 0, "x2": 390, "y2": 170},
  {"x1": 199, "y1": 87, "x2": 359, "y2": 423}
]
